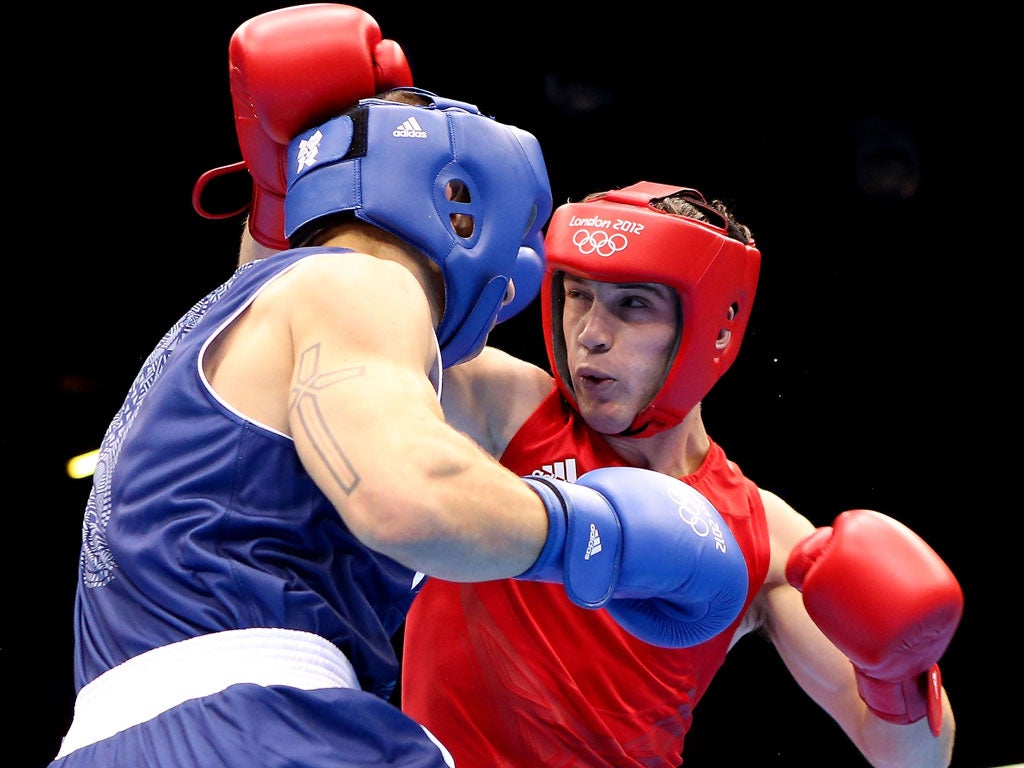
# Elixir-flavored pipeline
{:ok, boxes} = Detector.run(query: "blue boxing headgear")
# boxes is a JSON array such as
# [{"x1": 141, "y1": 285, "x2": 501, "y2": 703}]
[{"x1": 284, "y1": 87, "x2": 553, "y2": 367}]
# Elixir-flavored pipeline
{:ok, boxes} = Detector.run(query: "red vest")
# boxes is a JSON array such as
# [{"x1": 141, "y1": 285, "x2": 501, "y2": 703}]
[{"x1": 403, "y1": 390, "x2": 770, "y2": 767}]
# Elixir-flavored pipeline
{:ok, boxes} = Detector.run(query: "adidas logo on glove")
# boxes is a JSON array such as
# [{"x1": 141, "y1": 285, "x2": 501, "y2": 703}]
[{"x1": 585, "y1": 523, "x2": 602, "y2": 560}]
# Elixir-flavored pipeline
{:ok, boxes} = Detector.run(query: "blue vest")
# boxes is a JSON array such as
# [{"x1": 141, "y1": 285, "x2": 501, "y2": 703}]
[{"x1": 73, "y1": 248, "x2": 425, "y2": 701}]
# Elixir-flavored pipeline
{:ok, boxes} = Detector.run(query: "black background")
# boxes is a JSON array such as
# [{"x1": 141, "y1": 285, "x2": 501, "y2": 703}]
[{"x1": 15, "y1": 3, "x2": 1017, "y2": 767}]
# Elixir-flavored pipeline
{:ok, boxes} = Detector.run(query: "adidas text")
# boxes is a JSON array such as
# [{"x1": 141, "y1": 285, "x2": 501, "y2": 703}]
[
  {"x1": 584, "y1": 523, "x2": 602, "y2": 560},
  {"x1": 393, "y1": 116, "x2": 427, "y2": 139}
]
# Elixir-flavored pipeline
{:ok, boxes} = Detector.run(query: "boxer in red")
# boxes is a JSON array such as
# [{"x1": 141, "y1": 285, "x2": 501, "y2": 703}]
[{"x1": 402, "y1": 183, "x2": 962, "y2": 768}]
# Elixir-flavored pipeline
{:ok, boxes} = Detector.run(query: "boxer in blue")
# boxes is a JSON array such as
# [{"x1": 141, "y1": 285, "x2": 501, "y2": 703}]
[{"x1": 49, "y1": 7, "x2": 749, "y2": 766}]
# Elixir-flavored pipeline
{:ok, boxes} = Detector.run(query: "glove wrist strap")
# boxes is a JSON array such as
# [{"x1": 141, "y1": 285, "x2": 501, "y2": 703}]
[
  {"x1": 517, "y1": 477, "x2": 567, "y2": 583},
  {"x1": 855, "y1": 663, "x2": 943, "y2": 736},
  {"x1": 517, "y1": 477, "x2": 623, "y2": 608}
]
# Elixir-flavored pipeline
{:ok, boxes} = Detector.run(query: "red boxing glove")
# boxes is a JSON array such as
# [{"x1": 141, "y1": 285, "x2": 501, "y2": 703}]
[
  {"x1": 786, "y1": 509, "x2": 963, "y2": 736},
  {"x1": 192, "y1": 3, "x2": 413, "y2": 249}
]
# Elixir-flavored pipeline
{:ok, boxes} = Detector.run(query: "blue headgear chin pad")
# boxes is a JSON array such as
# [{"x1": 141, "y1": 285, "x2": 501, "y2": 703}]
[{"x1": 284, "y1": 89, "x2": 553, "y2": 367}]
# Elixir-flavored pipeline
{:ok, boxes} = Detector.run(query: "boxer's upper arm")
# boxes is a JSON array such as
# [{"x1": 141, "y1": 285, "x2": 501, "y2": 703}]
[
  {"x1": 281, "y1": 253, "x2": 445, "y2": 512},
  {"x1": 443, "y1": 347, "x2": 552, "y2": 456}
]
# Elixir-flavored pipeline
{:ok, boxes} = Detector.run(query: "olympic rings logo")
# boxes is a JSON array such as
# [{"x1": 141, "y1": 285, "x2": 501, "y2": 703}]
[
  {"x1": 668, "y1": 486, "x2": 712, "y2": 538},
  {"x1": 572, "y1": 229, "x2": 628, "y2": 257}
]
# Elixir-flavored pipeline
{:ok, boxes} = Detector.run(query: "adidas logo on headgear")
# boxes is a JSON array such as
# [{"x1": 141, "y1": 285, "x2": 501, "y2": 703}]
[{"x1": 393, "y1": 116, "x2": 427, "y2": 139}]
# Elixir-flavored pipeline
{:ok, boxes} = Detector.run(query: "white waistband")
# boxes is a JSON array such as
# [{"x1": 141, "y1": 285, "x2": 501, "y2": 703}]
[{"x1": 57, "y1": 627, "x2": 360, "y2": 758}]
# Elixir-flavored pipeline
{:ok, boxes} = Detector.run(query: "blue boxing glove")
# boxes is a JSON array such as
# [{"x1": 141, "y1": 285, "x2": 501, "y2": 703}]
[{"x1": 518, "y1": 466, "x2": 748, "y2": 648}]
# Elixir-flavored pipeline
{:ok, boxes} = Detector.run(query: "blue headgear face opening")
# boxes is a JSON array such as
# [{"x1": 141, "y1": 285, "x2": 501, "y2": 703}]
[{"x1": 284, "y1": 90, "x2": 553, "y2": 367}]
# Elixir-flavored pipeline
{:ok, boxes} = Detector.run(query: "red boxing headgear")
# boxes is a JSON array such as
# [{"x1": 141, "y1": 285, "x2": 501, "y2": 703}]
[{"x1": 542, "y1": 181, "x2": 761, "y2": 437}]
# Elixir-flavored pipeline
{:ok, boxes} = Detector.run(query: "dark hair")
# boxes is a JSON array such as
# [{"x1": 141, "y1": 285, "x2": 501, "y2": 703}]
[{"x1": 652, "y1": 191, "x2": 754, "y2": 245}]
